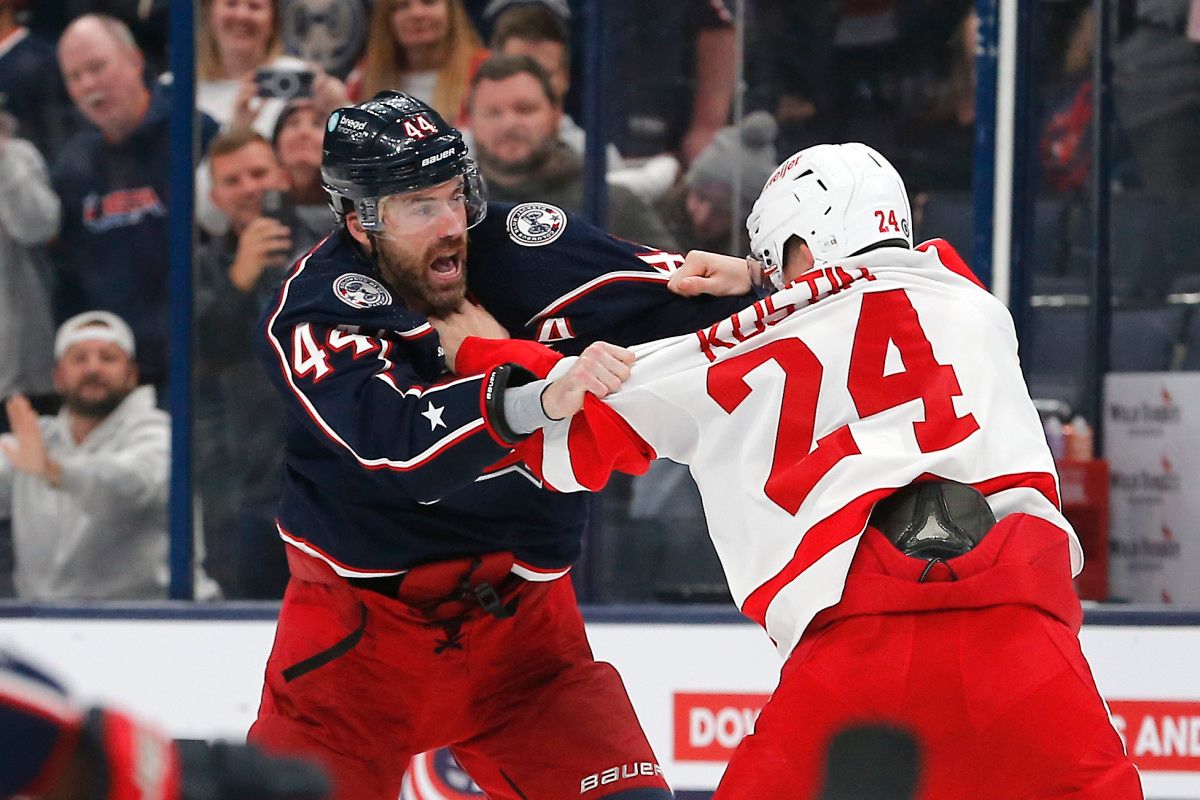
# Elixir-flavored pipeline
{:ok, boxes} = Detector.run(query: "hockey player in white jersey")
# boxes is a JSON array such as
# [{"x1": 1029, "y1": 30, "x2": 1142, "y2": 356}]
[{"x1": 439, "y1": 142, "x2": 1142, "y2": 799}]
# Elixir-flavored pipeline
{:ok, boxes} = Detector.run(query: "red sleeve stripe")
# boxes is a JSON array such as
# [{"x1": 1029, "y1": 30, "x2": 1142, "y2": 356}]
[
  {"x1": 265, "y1": 253, "x2": 489, "y2": 471},
  {"x1": 524, "y1": 271, "x2": 671, "y2": 326},
  {"x1": 277, "y1": 523, "x2": 407, "y2": 578},
  {"x1": 917, "y1": 238, "x2": 987, "y2": 291},
  {"x1": 740, "y1": 470, "x2": 1066, "y2": 628},
  {"x1": 0, "y1": 672, "x2": 81, "y2": 727}
]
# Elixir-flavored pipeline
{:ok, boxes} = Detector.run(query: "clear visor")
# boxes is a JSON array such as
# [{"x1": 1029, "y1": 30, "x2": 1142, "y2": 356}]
[{"x1": 358, "y1": 168, "x2": 487, "y2": 239}]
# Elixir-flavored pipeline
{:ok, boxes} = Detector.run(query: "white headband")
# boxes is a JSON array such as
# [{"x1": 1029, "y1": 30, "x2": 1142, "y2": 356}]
[{"x1": 54, "y1": 311, "x2": 136, "y2": 360}]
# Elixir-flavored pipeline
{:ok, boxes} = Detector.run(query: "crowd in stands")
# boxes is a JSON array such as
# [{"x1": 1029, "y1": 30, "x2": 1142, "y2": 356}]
[{"x1": 0, "y1": 0, "x2": 1195, "y2": 602}]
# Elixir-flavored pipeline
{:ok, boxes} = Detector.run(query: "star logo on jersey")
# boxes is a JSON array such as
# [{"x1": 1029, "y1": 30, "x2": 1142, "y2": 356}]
[
  {"x1": 506, "y1": 202, "x2": 566, "y2": 247},
  {"x1": 333, "y1": 273, "x2": 392, "y2": 309},
  {"x1": 421, "y1": 402, "x2": 446, "y2": 431}
]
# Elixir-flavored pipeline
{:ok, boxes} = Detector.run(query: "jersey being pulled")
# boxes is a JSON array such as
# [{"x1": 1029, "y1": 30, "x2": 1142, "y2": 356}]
[
  {"x1": 526, "y1": 240, "x2": 1081, "y2": 656},
  {"x1": 257, "y1": 202, "x2": 755, "y2": 577}
]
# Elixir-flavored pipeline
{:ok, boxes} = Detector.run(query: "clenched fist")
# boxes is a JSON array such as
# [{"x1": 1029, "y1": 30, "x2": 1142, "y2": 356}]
[
  {"x1": 429, "y1": 300, "x2": 509, "y2": 371},
  {"x1": 667, "y1": 250, "x2": 755, "y2": 297},
  {"x1": 541, "y1": 342, "x2": 636, "y2": 420}
]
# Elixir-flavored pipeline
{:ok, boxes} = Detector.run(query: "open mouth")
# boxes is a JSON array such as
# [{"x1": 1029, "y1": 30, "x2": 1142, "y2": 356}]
[{"x1": 428, "y1": 253, "x2": 463, "y2": 285}]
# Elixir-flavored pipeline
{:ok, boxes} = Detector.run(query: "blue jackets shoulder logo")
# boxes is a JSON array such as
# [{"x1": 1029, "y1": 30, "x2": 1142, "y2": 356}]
[
  {"x1": 333, "y1": 273, "x2": 392, "y2": 309},
  {"x1": 506, "y1": 202, "x2": 566, "y2": 247}
]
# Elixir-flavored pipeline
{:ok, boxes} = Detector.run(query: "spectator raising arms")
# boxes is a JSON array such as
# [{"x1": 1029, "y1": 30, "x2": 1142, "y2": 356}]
[
  {"x1": 0, "y1": 112, "x2": 60, "y2": 405},
  {"x1": 0, "y1": 312, "x2": 218, "y2": 601},
  {"x1": 349, "y1": 0, "x2": 487, "y2": 123}
]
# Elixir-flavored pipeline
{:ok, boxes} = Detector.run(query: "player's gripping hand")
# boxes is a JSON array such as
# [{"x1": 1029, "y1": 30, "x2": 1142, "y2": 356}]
[
  {"x1": 667, "y1": 250, "x2": 756, "y2": 297},
  {"x1": 429, "y1": 299, "x2": 509, "y2": 371},
  {"x1": 541, "y1": 342, "x2": 635, "y2": 420}
]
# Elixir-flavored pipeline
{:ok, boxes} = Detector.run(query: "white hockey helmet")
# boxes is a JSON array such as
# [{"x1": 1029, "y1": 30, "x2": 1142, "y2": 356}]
[{"x1": 747, "y1": 143, "x2": 912, "y2": 289}]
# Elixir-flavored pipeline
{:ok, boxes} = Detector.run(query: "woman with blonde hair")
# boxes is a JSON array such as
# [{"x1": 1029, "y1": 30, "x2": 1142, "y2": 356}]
[
  {"x1": 194, "y1": 0, "x2": 348, "y2": 234},
  {"x1": 348, "y1": 0, "x2": 488, "y2": 123},
  {"x1": 197, "y1": 0, "x2": 347, "y2": 136}
]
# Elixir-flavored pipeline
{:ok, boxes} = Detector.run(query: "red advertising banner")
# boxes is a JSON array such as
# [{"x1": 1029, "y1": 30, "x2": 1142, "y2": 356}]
[
  {"x1": 674, "y1": 694, "x2": 1200, "y2": 772},
  {"x1": 673, "y1": 693, "x2": 770, "y2": 762},
  {"x1": 1108, "y1": 700, "x2": 1200, "y2": 772}
]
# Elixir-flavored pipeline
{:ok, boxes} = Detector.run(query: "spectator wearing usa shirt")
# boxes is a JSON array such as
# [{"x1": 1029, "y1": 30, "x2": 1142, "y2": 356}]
[{"x1": 51, "y1": 14, "x2": 217, "y2": 388}]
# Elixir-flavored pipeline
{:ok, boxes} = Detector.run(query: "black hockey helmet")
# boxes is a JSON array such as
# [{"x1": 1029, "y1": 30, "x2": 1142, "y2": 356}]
[{"x1": 321, "y1": 91, "x2": 486, "y2": 232}]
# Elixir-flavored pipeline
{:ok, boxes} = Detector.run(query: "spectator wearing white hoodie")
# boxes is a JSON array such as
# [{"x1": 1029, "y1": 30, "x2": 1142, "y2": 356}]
[
  {"x1": 0, "y1": 312, "x2": 218, "y2": 600},
  {"x1": 0, "y1": 112, "x2": 60, "y2": 407}
]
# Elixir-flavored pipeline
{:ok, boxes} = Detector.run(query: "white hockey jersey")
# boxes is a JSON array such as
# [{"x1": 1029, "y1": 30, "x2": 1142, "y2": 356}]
[{"x1": 529, "y1": 240, "x2": 1082, "y2": 657}]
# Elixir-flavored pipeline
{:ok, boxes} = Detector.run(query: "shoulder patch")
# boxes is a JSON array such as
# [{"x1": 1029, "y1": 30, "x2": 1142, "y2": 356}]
[
  {"x1": 506, "y1": 203, "x2": 567, "y2": 247},
  {"x1": 332, "y1": 273, "x2": 392, "y2": 309}
]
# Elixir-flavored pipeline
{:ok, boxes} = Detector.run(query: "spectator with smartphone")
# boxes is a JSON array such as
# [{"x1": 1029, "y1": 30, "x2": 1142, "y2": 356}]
[
  {"x1": 195, "y1": 0, "x2": 348, "y2": 236},
  {"x1": 194, "y1": 128, "x2": 310, "y2": 597},
  {"x1": 197, "y1": 0, "x2": 348, "y2": 137}
]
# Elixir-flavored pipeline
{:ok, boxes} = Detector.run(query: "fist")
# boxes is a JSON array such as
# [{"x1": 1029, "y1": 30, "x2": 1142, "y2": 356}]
[
  {"x1": 667, "y1": 250, "x2": 754, "y2": 297},
  {"x1": 541, "y1": 342, "x2": 636, "y2": 420},
  {"x1": 429, "y1": 300, "x2": 509, "y2": 371}
]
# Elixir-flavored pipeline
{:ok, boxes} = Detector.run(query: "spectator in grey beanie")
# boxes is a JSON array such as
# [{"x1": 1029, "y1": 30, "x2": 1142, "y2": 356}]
[{"x1": 659, "y1": 110, "x2": 779, "y2": 254}]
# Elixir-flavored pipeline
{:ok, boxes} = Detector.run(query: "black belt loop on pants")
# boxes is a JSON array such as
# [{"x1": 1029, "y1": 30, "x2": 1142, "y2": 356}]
[{"x1": 347, "y1": 555, "x2": 522, "y2": 622}]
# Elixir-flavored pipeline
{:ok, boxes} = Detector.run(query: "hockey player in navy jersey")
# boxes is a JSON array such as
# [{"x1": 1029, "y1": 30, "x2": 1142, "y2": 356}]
[{"x1": 247, "y1": 90, "x2": 756, "y2": 800}]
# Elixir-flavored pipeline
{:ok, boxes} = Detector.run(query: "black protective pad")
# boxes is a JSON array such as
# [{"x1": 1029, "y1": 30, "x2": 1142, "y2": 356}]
[{"x1": 869, "y1": 481, "x2": 996, "y2": 560}]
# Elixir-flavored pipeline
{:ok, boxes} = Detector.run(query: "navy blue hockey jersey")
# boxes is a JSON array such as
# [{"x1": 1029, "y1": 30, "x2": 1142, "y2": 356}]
[
  {"x1": 258, "y1": 201, "x2": 756, "y2": 576},
  {"x1": 0, "y1": 651, "x2": 78, "y2": 798}
]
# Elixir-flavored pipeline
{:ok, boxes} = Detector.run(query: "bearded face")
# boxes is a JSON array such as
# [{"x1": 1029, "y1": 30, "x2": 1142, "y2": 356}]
[
  {"x1": 374, "y1": 225, "x2": 469, "y2": 317},
  {"x1": 55, "y1": 340, "x2": 138, "y2": 419},
  {"x1": 367, "y1": 177, "x2": 471, "y2": 316}
]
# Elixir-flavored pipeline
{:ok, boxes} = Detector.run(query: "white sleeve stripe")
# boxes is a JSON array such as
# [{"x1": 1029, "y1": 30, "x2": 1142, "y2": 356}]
[
  {"x1": 0, "y1": 672, "x2": 82, "y2": 726},
  {"x1": 398, "y1": 323, "x2": 433, "y2": 339},
  {"x1": 278, "y1": 526, "x2": 406, "y2": 578},
  {"x1": 373, "y1": 340, "x2": 479, "y2": 397},
  {"x1": 511, "y1": 562, "x2": 571, "y2": 581},
  {"x1": 265, "y1": 254, "x2": 488, "y2": 471},
  {"x1": 281, "y1": 524, "x2": 572, "y2": 582},
  {"x1": 524, "y1": 271, "x2": 670, "y2": 326},
  {"x1": 539, "y1": 420, "x2": 589, "y2": 493}
]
